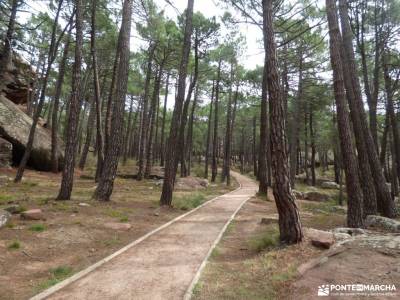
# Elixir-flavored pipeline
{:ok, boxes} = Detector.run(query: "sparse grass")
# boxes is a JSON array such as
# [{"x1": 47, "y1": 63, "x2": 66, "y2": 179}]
[
  {"x1": 192, "y1": 164, "x2": 206, "y2": 178},
  {"x1": 105, "y1": 208, "x2": 129, "y2": 221},
  {"x1": 0, "y1": 194, "x2": 14, "y2": 204},
  {"x1": 103, "y1": 235, "x2": 120, "y2": 247},
  {"x1": 210, "y1": 247, "x2": 220, "y2": 259},
  {"x1": 302, "y1": 199, "x2": 338, "y2": 214},
  {"x1": 225, "y1": 221, "x2": 236, "y2": 235},
  {"x1": 192, "y1": 282, "x2": 203, "y2": 296},
  {"x1": 29, "y1": 224, "x2": 46, "y2": 232},
  {"x1": 36, "y1": 266, "x2": 73, "y2": 292},
  {"x1": 119, "y1": 216, "x2": 129, "y2": 222},
  {"x1": 22, "y1": 181, "x2": 38, "y2": 187},
  {"x1": 270, "y1": 265, "x2": 297, "y2": 283},
  {"x1": 6, "y1": 222, "x2": 15, "y2": 228},
  {"x1": 53, "y1": 202, "x2": 72, "y2": 212},
  {"x1": 173, "y1": 193, "x2": 206, "y2": 210},
  {"x1": 36, "y1": 197, "x2": 51, "y2": 206},
  {"x1": 7, "y1": 241, "x2": 21, "y2": 250},
  {"x1": 248, "y1": 226, "x2": 280, "y2": 252}
]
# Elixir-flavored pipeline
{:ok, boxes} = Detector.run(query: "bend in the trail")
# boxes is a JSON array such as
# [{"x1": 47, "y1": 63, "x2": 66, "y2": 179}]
[{"x1": 31, "y1": 172, "x2": 257, "y2": 300}]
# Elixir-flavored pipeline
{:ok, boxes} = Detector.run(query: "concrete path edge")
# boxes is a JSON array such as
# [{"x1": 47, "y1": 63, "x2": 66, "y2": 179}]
[{"x1": 30, "y1": 180, "x2": 243, "y2": 300}]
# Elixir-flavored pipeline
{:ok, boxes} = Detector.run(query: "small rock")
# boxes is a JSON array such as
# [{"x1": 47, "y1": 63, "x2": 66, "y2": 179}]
[
  {"x1": 304, "y1": 191, "x2": 330, "y2": 202},
  {"x1": 305, "y1": 228, "x2": 335, "y2": 249},
  {"x1": 321, "y1": 181, "x2": 340, "y2": 189},
  {"x1": 154, "y1": 212, "x2": 160, "y2": 216},
  {"x1": 292, "y1": 190, "x2": 304, "y2": 199},
  {"x1": 78, "y1": 202, "x2": 90, "y2": 207},
  {"x1": 155, "y1": 180, "x2": 163, "y2": 186},
  {"x1": 104, "y1": 222, "x2": 132, "y2": 231},
  {"x1": 332, "y1": 227, "x2": 366, "y2": 236},
  {"x1": 89, "y1": 248, "x2": 96, "y2": 253},
  {"x1": 0, "y1": 210, "x2": 11, "y2": 228},
  {"x1": 4, "y1": 205, "x2": 24, "y2": 214},
  {"x1": 199, "y1": 179, "x2": 209, "y2": 187},
  {"x1": 20, "y1": 209, "x2": 45, "y2": 221},
  {"x1": 333, "y1": 232, "x2": 352, "y2": 241},
  {"x1": 365, "y1": 215, "x2": 400, "y2": 232}
]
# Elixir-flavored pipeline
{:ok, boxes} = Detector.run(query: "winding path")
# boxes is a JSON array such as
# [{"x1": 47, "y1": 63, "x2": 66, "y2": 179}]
[{"x1": 31, "y1": 172, "x2": 257, "y2": 300}]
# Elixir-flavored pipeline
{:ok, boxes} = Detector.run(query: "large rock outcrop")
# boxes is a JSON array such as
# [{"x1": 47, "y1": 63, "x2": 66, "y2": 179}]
[
  {"x1": 0, "y1": 94, "x2": 64, "y2": 171},
  {"x1": 0, "y1": 50, "x2": 63, "y2": 171},
  {"x1": 0, "y1": 137, "x2": 12, "y2": 167},
  {"x1": 0, "y1": 49, "x2": 35, "y2": 105}
]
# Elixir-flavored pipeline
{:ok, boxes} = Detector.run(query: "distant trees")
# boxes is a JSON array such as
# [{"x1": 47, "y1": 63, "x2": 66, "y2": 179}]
[{"x1": 4, "y1": 0, "x2": 399, "y2": 226}]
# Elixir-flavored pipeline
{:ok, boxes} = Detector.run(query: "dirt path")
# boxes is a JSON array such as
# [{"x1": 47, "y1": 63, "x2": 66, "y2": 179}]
[{"x1": 31, "y1": 172, "x2": 257, "y2": 300}]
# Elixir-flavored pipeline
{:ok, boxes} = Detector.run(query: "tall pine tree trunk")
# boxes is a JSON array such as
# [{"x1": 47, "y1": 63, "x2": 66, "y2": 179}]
[
  {"x1": 211, "y1": 60, "x2": 221, "y2": 183},
  {"x1": 160, "y1": 0, "x2": 194, "y2": 206},
  {"x1": 326, "y1": 0, "x2": 364, "y2": 227},
  {"x1": 338, "y1": 0, "x2": 395, "y2": 218},
  {"x1": 94, "y1": 0, "x2": 133, "y2": 201},
  {"x1": 51, "y1": 31, "x2": 71, "y2": 173},
  {"x1": 263, "y1": 0, "x2": 302, "y2": 243},
  {"x1": 57, "y1": 0, "x2": 83, "y2": 200},
  {"x1": 137, "y1": 44, "x2": 156, "y2": 180},
  {"x1": 160, "y1": 74, "x2": 169, "y2": 167},
  {"x1": 204, "y1": 80, "x2": 215, "y2": 179}
]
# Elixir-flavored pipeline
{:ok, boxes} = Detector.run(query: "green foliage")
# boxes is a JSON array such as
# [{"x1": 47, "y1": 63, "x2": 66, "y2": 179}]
[
  {"x1": 173, "y1": 193, "x2": 206, "y2": 210},
  {"x1": 29, "y1": 224, "x2": 46, "y2": 232},
  {"x1": 36, "y1": 266, "x2": 73, "y2": 291},
  {"x1": 248, "y1": 227, "x2": 280, "y2": 252},
  {"x1": 7, "y1": 241, "x2": 21, "y2": 250}
]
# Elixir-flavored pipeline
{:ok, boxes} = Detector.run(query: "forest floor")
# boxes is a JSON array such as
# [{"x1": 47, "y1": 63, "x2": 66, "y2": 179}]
[
  {"x1": 0, "y1": 161, "x2": 237, "y2": 300},
  {"x1": 194, "y1": 180, "x2": 400, "y2": 300}
]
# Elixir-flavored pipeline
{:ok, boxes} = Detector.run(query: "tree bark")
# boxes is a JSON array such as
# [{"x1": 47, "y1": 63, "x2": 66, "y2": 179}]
[
  {"x1": 91, "y1": 0, "x2": 105, "y2": 181},
  {"x1": 339, "y1": 0, "x2": 395, "y2": 218},
  {"x1": 326, "y1": 0, "x2": 364, "y2": 227},
  {"x1": 78, "y1": 97, "x2": 95, "y2": 169},
  {"x1": 263, "y1": 0, "x2": 303, "y2": 243},
  {"x1": 123, "y1": 95, "x2": 135, "y2": 164},
  {"x1": 289, "y1": 50, "x2": 303, "y2": 188},
  {"x1": 186, "y1": 84, "x2": 200, "y2": 176},
  {"x1": 204, "y1": 80, "x2": 215, "y2": 179},
  {"x1": 222, "y1": 61, "x2": 234, "y2": 185},
  {"x1": 160, "y1": 0, "x2": 194, "y2": 206},
  {"x1": 160, "y1": 74, "x2": 169, "y2": 167},
  {"x1": 94, "y1": 0, "x2": 133, "y2": 201},
  {"x1": 309, "y1": 105, "x2": 316, "y2": 186},
  {"x1": 51, "y1": 31, "x2": 71, "y2": 173},
  {"x1": 57, "y1": 0, "x2": 83, "y2": 200},
  {"x1": 383, "y1": 53, "x2": 400, "y2": 186},
  {"x1": 145, "y1": 65, "x2": 163, "y2": 178},
  {"x1": 211, "y1": 60, "x2": 221, "y2": 183},
  {"x1": 137, "y1": 43, "x2": 156, "y2": 180}
]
